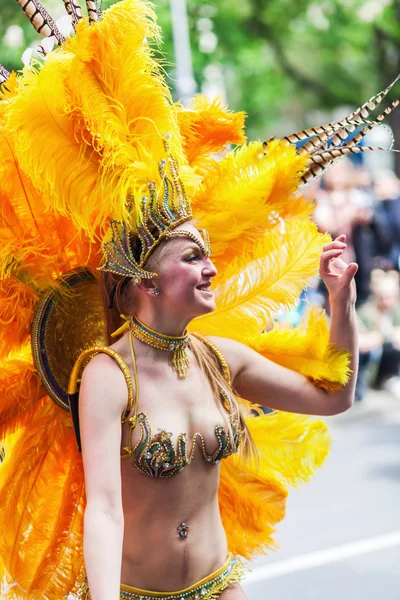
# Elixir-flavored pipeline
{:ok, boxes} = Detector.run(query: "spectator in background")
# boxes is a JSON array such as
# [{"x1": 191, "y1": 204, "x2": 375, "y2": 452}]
[
  {"x1": 355, "y1": 270, "x2": 400, "y2": 401},
  {"x1": 373, "y1": 169, "x2": 400, "y2": 271},
  {"x1": 314, "y1": 158, "x2": 391, "y2": 305}
]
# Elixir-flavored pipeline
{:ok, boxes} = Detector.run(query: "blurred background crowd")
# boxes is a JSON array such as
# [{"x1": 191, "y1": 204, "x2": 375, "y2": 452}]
[
  {"x1": 281, "y1": 157, "x2": 400, "y2": 403},
  {"x1": 316, "y1": 160, "x2": 400, "y2": 403}
]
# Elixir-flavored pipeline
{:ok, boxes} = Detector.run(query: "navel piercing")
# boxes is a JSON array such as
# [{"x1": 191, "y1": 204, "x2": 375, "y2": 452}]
[
  {"x1": 151, "y1": 289, "x2": 160, "y2": 295},
  {"x1": 177, "y1": 522, "x2": 189, "y2": 538}
]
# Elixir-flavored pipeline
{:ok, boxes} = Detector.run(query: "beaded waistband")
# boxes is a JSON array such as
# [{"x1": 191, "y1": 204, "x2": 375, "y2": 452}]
[{"x1": 119, "y1": 554, "x2": 244, "y2": 600}]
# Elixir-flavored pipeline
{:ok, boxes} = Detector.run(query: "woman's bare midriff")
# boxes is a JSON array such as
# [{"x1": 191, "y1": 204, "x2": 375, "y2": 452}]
[
  {"x1": 120, "y1": 455, "x2": 228, "y2": 591},
  {"x1": 113, "y1": 337, "x2": 233, "y2": 591}
]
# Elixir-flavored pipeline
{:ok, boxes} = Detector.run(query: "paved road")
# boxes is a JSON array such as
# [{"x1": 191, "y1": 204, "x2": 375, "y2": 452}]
[{"x1": 242, "y1": 390, "x2": 400, "y2": 600}]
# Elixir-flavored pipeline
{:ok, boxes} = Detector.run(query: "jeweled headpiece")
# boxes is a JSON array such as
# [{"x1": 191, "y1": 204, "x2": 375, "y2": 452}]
[{"x1": 99, "y1": 139, "x2": 211, "y2": 284}]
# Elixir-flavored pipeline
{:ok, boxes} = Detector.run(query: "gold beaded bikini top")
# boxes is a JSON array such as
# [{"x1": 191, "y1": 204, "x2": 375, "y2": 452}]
[
  {"x1": 68, "y1": 332, "x2": 243, "y2": 478},
  {"x1": 120, "y1": 331, "x2": 243, "y2": 478}
]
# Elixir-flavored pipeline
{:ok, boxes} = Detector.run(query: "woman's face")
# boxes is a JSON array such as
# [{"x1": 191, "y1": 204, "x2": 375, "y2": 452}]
[{"x1": 149, "y1": 222, "x2": 218, "y2": 318}]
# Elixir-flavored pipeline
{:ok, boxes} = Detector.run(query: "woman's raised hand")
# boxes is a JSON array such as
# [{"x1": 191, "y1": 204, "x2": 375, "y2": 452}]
[{"x1": 319, "y1": 234, "x2": 358, "y2": 306}]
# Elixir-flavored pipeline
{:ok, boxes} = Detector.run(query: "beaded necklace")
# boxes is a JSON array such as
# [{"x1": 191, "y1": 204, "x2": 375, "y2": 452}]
[{"x1": 129, "y1": 314, "x2": 191, "y2": 379}]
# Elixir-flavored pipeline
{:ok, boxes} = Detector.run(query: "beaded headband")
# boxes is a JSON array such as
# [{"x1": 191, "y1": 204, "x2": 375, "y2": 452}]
[{"x1": 98, "y1": 221, "x2": 212, "y2": 284}]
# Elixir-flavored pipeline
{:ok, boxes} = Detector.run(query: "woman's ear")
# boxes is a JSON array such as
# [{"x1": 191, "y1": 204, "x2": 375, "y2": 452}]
[{"x1": 137, "y1": 278, "x2": 158, "y2": 295}]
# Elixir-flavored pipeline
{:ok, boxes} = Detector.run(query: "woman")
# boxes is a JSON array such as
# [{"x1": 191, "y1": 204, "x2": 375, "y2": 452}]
[
  {"x1": 78, "y1": 219, "x2": 357, "y2": 599},
  {"x1": 0, "y1": 1, "x2": 395, "y2": 598}
]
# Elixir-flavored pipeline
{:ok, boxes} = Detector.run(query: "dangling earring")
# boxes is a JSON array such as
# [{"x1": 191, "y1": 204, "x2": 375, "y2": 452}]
[{"x1": 151, "y1": 289, "x2": 160, "y2": 296}]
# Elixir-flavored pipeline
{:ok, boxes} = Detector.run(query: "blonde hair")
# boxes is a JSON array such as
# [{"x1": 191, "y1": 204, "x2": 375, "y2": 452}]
[
  {"x1": 99, "y1": 231, "x2": 170, "y2": 343},
  {"x1": 190, "y1": 335, "x2": 257, "y2": 461}
]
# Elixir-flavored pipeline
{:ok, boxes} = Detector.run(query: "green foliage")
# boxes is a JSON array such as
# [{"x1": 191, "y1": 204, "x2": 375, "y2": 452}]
[{"x1": 1, "y1": 0, "x2": 399, "y2": 140}]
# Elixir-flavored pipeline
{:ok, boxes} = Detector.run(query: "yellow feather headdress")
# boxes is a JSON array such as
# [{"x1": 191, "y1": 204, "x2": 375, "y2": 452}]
[{"x1": 0, "y1": 0, "x2": 398, "y2": 596}]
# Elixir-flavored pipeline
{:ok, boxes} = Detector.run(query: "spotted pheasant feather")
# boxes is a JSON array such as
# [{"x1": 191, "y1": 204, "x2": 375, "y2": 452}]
[
  {"x1": 15, "y1": 0, "x2": 65, "y2": 45},
  {"x1": 279, "y1": 74, "x2": 399, "y2": 156},
  {"x1": 301, "y1": 99, "x2": 399, "y2": 183},
  {"x1": 0, "y1": 65, "x2": 10, "y2": 85},
  {"x1": 86, "y1": 0, "x2": 101, "y2": 23},
  {"x1": 263, "y1": 75, "x2": 399, "y2": 184},
  {"x1": 297, "y1": 80, "x2": 399, "y2": 157},
  {"x1": 331, "y1": 99, "x2": 398, "y2": 152},
  {"x1": 62, "y1": 0, "x2": 84, "y2": 29}
]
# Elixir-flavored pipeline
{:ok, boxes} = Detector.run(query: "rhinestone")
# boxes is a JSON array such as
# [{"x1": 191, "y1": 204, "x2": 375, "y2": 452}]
[
  {"x1": 142, "y1": 195, "x2": 149, "y2": 202},
  {"x1": 163, "y1": 462, "x2": 170, "y2": 468},
  {"x1": 194, "y1": 595, "x2": 200, "y2": 600},
  {"x1": 168, "y1": 343, "x2": 174, "y2": 351},
  {"x1": 154, "y1": 462, "x2": 159, "y2": 468},
  {"x1": 164, "y1": 132, "x2": 172, "y2": 139},
  {"x1": 214, "y1": 459, "x2": 220, "y2": 464},
  {"x1": 200, "y1": 589, "x2": 207, "y2": 596},
  {"x1": 160, "y1": 159, "x2": 167, "y2": 167},
  {"x1": 145, "y1": 452, "x2": 152, "y2": 459}
]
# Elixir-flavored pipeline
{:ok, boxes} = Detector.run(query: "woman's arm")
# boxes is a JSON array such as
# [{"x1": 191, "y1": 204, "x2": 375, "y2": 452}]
[
  {"x1": 211, "y1": 235, "x2": 358, "y2": 416},
  {"x1": 79, "y1": 354, "x2": 128, "y2": 600}
]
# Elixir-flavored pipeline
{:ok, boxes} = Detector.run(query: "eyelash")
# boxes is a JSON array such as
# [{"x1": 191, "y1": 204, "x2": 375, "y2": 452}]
[{"x1": 186, "y1": 254, "x2": 199, "y2": 262}]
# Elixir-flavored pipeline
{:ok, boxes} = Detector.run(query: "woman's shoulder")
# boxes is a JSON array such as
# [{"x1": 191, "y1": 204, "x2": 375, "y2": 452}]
[
  {"x1": 82, "y1": 350, "x2": 123, "y2": 376},
  {"x1": 202, "y1": 335, "x2": 248, "y2": 382},
  {"x1": 79, "y1": 348, "x2": 130, "y2": 417}
]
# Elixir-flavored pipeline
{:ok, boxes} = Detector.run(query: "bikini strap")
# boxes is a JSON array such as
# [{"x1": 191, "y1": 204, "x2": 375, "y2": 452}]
[
  {"x1": 127, "y1": 328, "x2": 140, "y2": 428},
  {"x1": 120, "y1": 329, "x2": 141, "y2": 458},
  {"x1": 190, "y1": 332, "x2": 231, "y2": 385},
  {"x1": 68, "y1": 346, "x2": 134, "y2": 452}
]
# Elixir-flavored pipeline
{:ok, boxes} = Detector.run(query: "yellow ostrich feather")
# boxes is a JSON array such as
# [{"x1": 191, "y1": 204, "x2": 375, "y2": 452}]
[
  {"x1": 0, "y1": 344, "x2": 43, "y2": 435},
  {"x1": 0, "y1": 126, "x2": 97, "y2": 285},
  {"x1": 192, "y1": 140, "x2": 313, "y2": 263},
  {"x1": 193, "y1": 220, "x2": 330, "y2": 338},
  {"x1": 219, "y1": 456, "x2": 288, "y2": 558},
  {"x1": 28, "y1": 425, "x2": 85, "y2": 599},
  {"x1": 5, "y1": 0, "x2": 196, "y2": 240},
  {"x1": 176, "y1": 95, "x2": 246, "y2": 168},
  {"x1": 4, "y1": 56, "x2": 101, "y2": 237},
  {"x1": 0, "y1": 400, "x2": 85, "y2": 599},
  {"x1": 0, "y1": 277, "x2": 38, "y2": 358},
  {"x1": 246, "y1": 307, "x2": 351, "y2": 391},
  {"x1": 220, "y1": 411, "x2": 330, "y2": 558}
]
